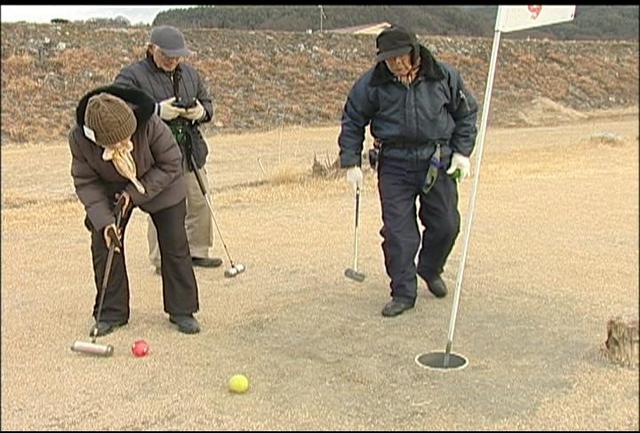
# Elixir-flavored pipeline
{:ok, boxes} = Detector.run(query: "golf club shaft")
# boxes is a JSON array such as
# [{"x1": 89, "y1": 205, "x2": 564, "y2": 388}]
[
  {"x1": 203, "y1": 192, "x2": 235, "y2": 267},
  {"x1": 352, "y1": 186, "x2": 360, "y2": 270},
  {"x1": 93, "y1": 206, "x2": 122, "y2": 342},
  {"x1": 189, "y1": 155, "x2": 236, "y2": 268},
  {"x1": 93, "y1": 242, "x2": 116, "y2": 342}
]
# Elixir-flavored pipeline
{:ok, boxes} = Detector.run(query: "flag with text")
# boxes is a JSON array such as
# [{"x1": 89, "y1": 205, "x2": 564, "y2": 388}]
[{"x1": 496, "y1": 5, "x2": 576, "y2": 33}]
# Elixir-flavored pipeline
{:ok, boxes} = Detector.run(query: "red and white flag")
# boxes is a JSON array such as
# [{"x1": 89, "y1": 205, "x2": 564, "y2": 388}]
[{"x1": 495, "y1": 5, "x2": 576, "y2": 33}]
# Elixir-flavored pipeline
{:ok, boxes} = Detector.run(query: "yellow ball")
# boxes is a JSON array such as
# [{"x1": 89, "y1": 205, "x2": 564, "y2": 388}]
[{"x1": 228, "y1": 374, "x2": 249, "y2": 393}]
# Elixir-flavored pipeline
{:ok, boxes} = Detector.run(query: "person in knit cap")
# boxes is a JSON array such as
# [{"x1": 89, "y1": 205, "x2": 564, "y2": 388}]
[
  {"x1": 114, "y1": 25, "x2": 222, "y2": 275},
  {"x1": 337, "y1": 25, "x2": 478, "y2": 317},
  {"x1": 69, "y1": 84, "x2": 202, "y2": 336}
]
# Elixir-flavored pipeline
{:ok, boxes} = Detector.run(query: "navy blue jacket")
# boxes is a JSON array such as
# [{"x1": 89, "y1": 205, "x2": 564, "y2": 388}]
[{"x1": 338, "y1": 45, "x2": 478, "y2": 168}]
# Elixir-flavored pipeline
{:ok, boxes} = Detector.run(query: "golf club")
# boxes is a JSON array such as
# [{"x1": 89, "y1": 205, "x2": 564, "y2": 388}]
[
  {"x1": 188, "y1": 153, "x2": 245, "y2": 278},
  {"x1": 345, "y1": 185, "x2": 365, "y2": 282},
  {"x1": 71, "y1": 197, "x2": 125, "y2": 357}
]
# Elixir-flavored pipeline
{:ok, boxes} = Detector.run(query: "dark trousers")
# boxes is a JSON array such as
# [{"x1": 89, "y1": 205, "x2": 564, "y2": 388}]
[
  {"x1": 378, "y1": 157, "x2": 460, "y2": 303},
  {"x1": 88, "y1": 199, "x2": 199, "y2": 322}
]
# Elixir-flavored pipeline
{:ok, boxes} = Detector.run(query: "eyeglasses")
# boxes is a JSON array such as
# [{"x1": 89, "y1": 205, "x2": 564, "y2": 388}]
[{"x1": 155, "y1": 47, "x2": 182, "y2": 63}]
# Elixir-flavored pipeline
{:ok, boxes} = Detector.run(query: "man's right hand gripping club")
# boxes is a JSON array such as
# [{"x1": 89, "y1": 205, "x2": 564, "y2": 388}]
[{"x1": 346, "y1": 166, "x2": 363, "y2": 191}]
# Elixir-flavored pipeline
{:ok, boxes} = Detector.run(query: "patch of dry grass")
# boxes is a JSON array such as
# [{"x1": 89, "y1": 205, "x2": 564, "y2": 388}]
[{"x1": 266, "y1": 162, "x2": 306, "y2": 186}]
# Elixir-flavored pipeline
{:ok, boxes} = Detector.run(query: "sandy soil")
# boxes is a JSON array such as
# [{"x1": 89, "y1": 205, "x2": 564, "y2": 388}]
[{"x1": 1, "y1": 110, "x2": 638, "y2": 430}]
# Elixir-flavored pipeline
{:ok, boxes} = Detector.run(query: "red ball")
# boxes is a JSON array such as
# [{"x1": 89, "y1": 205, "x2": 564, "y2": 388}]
[{"x1": 131, "y1": 339, "x2": 150, "y2": 357}]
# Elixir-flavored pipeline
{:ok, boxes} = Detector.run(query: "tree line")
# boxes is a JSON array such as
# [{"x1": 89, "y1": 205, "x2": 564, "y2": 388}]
[{"x1": 152, "y1": 5, "x2": 638, "y2": 41}]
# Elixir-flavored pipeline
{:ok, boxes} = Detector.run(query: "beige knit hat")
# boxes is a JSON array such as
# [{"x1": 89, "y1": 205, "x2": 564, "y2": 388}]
[{"x1": 84, "y1": 93, "x2": 137, "y2": 147}]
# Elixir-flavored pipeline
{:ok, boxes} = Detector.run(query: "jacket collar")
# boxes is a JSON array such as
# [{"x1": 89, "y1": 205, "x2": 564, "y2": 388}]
[
  {"x1": 75, "y1": 84, "x2": 156, "y2": 129},
  {"x1": 144, "y1": 54, "x2": 181, "y2": 75},
  {"x1": 369, "y1": 44, "x2": 444, "y2": 86}
]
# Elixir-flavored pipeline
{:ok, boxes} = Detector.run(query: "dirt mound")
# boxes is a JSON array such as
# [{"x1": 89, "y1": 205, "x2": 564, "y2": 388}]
[
  {"x1": 0, "y1": 23, "x2": 638, "y2": 145},
  {"x1": 517, "y1": 97, "x2": 588, "y2": 126}
]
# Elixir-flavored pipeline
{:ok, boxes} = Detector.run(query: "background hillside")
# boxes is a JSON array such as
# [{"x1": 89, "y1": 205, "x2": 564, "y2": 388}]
[
  {"x1": 1, "y1": 21, "x2": 638, "y2": 145},
  {"x1": 154, "y1": 5, "x2": 639, "y2": 41}
]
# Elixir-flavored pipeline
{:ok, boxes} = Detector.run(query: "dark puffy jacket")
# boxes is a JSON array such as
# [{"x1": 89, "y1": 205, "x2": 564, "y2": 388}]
[
  {"x1": 69, "y1": 85, "x2": 186, "y2": 232},
  {"x1": 114, "y1": 56, "x2": 213, "y2": 170},
  {"x1": 338, "y1": 45, "x2": 478, "y2": 168}
]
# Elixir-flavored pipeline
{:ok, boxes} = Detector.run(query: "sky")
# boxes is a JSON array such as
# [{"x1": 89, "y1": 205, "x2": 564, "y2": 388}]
[{"x1": 0, "y1": 5, "x2": 197, "y2": 25}]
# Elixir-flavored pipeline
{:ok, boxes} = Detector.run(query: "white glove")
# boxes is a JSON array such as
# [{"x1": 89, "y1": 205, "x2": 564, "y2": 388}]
[
  {"x1": 446, "y1": 152, "x2": 470, "y2": 181},
  {"x1": 182, "y1": 99, "x2": 206, "y2": 121},
  {"x1": 157, "y1": 97, "x2": 185, "y2": 121},
  {"x1": 103, "y1": 223, "x2": 122, "y2": 253},
  {"x1": 346, "y1": 166, "x2": 363, "y2": 190},
  {"x1": 115, "y1": 191, "x2": 132, "y2": 217}
]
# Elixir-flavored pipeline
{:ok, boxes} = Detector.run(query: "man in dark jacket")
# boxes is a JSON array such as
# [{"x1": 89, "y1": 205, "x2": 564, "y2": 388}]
[
  {"x1": 69, "y1": 84, "x2": 201, "y2": 335},
  {"x1": 114, "y1": 25, "x2": 222, "y2": 274},
  {"x1": 338, "y1": 25, "x2": 478, "y2": 317}
]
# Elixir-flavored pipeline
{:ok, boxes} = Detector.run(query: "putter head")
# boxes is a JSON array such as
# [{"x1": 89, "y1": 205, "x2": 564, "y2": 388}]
[
  {"x1": 70, "y1": 340, "x2": 114, "y2": 357},
  {"x1": 345, "y1": 268, "x2": 365, "y2": 282},
  {"x1": 224, "y1": 264, "x2": 245, "y2": 278}
]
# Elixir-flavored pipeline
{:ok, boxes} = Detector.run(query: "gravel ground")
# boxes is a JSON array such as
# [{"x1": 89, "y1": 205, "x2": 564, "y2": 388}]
[{"x1": 1, "y1": 111, "x2": 638, "y2": 430}]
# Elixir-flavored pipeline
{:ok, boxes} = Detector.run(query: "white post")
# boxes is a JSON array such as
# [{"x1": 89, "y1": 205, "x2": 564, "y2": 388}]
[{"x1": 443, "y1": 9, "x2": 503, "y2": 366}]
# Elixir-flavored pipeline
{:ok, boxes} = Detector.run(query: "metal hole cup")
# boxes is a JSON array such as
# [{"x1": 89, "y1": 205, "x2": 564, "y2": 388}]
[{"x1": 415, "y1": 351, "x2": 468, "y2": 371}]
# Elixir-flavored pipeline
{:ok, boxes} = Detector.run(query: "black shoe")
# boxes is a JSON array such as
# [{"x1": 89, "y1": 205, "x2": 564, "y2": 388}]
[
  {"x1": 192, "y1": 257, "x2": 223, "y2": 268},
  {"x1": 169, "y1": 314, "x2": 201, "y2": 334},
  {"x1": 424, "y1": 274, "x2": 448, "y2": 298},
  {"x1": 381, "y1": 299, "x2": 415, "y2": 317},
  {"x1": 89, "y1": 319, "x2": 127, "y2": 337}
]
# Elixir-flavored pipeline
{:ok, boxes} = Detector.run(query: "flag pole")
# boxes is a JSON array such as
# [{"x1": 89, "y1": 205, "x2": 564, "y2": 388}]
[
  {"x1": 416, "y1": 5, "x2": 575, "y2": 371},
  {"x1": 442, "y1": 8, "x2": 503, "y2": 368}
]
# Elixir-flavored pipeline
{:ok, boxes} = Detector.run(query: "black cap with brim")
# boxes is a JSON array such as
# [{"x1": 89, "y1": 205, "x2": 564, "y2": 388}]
[{"x1": 375, "y1": 45, "x2": 413, "y2": 62}]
